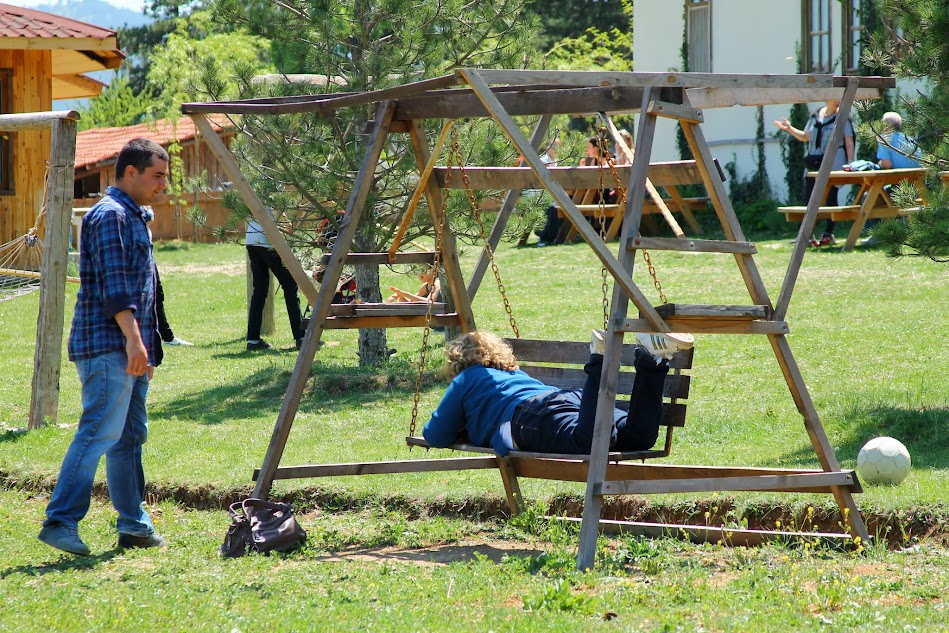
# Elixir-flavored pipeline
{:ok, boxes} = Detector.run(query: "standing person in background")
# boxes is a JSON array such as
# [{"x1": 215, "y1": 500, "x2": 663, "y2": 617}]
[
  {"x1": 245, "y1": 212, "x2": 306, "y2": 351},
  {"x1": 39, "y1": 139, "x2": 169, "y2": 556},
  {"x1": 774, "y1": 100, "x2": 855, "y2": 247}
]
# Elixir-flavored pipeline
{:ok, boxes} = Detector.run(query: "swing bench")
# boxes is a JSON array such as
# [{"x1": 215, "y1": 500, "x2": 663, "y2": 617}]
[{"x1": 406, "y1": 336, "x2": 694, "y2": 514}]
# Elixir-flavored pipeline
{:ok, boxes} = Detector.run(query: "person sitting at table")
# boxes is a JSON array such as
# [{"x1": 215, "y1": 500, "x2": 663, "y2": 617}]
[
  {"x1": 861, "y1": 112, "x2": 924, "y2": 246},
  {"x1": 422, "y1": 329, "x2": 693, "y2": 456},
  {"x1": 774, "y1": 100, "x2": 855, "y2": 247},
  {"x1": 877, "y1": 112, "x2": 921, "y2": 170},
  {"x1": 534, "y1": 137, "x2": 614, "y2": 246}
]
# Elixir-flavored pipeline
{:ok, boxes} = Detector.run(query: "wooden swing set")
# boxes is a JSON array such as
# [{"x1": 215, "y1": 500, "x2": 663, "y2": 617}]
[{"x1": 183, "y1": 70, "x2": 891, "y2": 570}]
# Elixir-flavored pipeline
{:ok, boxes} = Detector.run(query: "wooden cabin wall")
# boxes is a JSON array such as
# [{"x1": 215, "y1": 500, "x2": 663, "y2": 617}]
[{"x1": 0, "y1": 50, "x2": 52, "y2": 245}]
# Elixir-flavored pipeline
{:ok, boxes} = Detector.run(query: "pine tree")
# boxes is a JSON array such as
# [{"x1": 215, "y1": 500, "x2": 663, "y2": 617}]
[
  {"x1": 864, "y1": 0, "x2": 949, "y2": 261},
  {"x1": 206, "y1": 0, "x2": 539, "y2": 365}
]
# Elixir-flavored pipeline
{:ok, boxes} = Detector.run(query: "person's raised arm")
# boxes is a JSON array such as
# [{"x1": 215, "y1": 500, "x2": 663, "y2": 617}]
[{"x1": 774, "y1": 117, "x2": 808, "y2": 142}]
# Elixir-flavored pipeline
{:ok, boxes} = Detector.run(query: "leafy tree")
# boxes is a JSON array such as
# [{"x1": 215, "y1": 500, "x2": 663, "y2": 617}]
[
  {"x1": 205, "y1": 0, "x2": 540, "y2": 365},
  {"x1": 145, "y1": 8, "x2": 274, "y2": 117},
  {"x1": 76, "y1": 72, "x2": 152, "y2": 131},
  {"x1": 543, "y1": 0, "x2": 632, "y2": 72},
  {"x1": 527, "y1": 0, "x2": 629, "y2": 50},
  {"x1": 863, "y1": 0, "x2": 949, "y2": 261}
]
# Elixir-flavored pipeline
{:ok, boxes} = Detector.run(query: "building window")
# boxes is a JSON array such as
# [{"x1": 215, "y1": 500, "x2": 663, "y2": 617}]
[
  {"x1": 687, "y1": 0, "x2": 711, "y2": 73},
  {"x1": 843, "y1": 0, "x2": 864, "y2": 73},
  {"x1": 0, "y1": 69, "x2": 12, "y2": 195},
  {"x1": 803, "y1": 0, "x2": 832, "y2": 73}
]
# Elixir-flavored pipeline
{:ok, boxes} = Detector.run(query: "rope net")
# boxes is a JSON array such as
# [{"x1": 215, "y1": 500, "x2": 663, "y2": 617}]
[{"x1": 0, "y1": 227, "x2": 46, "y2": 302}]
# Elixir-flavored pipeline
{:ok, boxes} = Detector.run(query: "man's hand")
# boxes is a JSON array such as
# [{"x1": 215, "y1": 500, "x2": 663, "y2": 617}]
[{"x1": 114, "y1": 309, "x2": 149, "y2": 376}]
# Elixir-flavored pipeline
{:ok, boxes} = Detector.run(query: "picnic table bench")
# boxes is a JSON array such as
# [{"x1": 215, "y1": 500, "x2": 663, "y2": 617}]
[
  {"x1": 778, "y1": 167, "x2": 927, "y2": 251},
  {"x1": 554, "y1": 159, "x2": 717, "y2": 243}
]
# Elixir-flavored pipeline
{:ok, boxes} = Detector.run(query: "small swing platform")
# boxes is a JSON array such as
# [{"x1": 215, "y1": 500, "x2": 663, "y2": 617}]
[{"x1": 183, "y1": 70, "x2": 890, "y2": 570}]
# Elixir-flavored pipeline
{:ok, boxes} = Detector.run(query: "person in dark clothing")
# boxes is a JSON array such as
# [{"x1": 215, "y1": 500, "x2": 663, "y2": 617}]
[{"x1": 422, "y1": 329, "x2": 693, "y2": 456}]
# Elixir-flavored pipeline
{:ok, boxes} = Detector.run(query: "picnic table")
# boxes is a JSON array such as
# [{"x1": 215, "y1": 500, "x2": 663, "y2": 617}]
[{"x1": 778, "y1": 167, "x2": 927, "y2": 251}]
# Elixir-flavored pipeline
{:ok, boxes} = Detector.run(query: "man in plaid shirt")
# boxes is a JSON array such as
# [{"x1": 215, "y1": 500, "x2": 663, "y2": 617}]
[{"x1": 39, "y1": 139, "x2": 169, "y2": 556}]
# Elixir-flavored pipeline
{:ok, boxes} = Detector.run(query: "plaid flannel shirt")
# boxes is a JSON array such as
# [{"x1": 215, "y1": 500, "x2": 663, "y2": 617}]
[{"x1": 68, "y1": 186, "x2": 160, "y2": 366}]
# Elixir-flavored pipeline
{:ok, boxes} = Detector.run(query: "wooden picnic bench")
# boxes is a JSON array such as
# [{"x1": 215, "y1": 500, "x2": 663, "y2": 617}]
[
  {"x1": 778, "y1": 167, "x2": 927, "y2": 251},
  {"x1": 554, "y1": 159, "x2": 716, "y2": 243}
]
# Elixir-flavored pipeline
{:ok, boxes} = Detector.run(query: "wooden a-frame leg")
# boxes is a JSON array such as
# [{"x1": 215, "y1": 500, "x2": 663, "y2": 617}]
[
  {"x1": 497, "y1": 457, "x2": 525, "y2": 515},
  {"x1": 767, "y1": 333, "x2": 870, "y2": 543},
  {"x1": 251, "y1": 101, "x2": 396, "y2": 499},
  {"x1": 577, "y1": 89, "x2": 659, "y2": 571}
]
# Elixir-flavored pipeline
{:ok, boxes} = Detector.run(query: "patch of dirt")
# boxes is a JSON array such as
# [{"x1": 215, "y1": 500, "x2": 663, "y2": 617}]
[
  {"x1": 3, "y1": 469, "x2": 946, "y2": 550},
  {"x1": 315, "y1": 540, "x2": 544, "y2": 567},
  {"x1": 160, "y1": 262, "x2": 245, "y2": 277}
]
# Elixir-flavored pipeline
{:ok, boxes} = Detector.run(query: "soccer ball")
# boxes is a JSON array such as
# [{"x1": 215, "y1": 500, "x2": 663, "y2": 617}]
[{"x1": 856, "y1": 436, "x2": 911, "y2": 485}]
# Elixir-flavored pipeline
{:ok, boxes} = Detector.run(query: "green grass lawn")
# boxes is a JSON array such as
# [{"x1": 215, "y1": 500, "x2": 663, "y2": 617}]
[
  {"x1": 2, "y1": 489, "x2": 948, "y2": 632},
  {"x1": 2, "y1": 237, "x2": 946, "y2": 512},
  {"x1": 1, "y1": 235, "x2": 948, "y2": 631}
]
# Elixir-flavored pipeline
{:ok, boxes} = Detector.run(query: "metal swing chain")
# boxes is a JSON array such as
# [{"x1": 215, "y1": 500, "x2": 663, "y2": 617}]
[
  {"x1": 595, "y1": 133, "x2": 611, "y2": 330},
  {"x1": 641, "y1": 248, "x2": 668, "y2": 305},
  {"x1": 452, "y1": 131, "x2": 520, "y2": 338},
  {"x1": 407, "y1": 132, "x2": 451, "y2": 442},
  {"x1": 598, "y1": 127, "x2": 669, "y2": 307}
]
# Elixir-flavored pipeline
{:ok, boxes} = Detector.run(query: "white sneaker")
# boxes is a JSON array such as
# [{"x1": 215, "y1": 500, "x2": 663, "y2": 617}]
[
  {"x1": 590, "y1": 329, "x2": 606, "y2": 355},
  {"x1": 635, "y1": 332, "x2": 694, "y2": 361},
  {"x1": 167, "y1": 337, "x2": 194, "y2": 346}
]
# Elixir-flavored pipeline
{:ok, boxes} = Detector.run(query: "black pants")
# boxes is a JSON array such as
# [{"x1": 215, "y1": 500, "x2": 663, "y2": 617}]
[
  {"x1": 804, "y1": 177, "x2": 839, "y2": 235},
  {"x1": 246, "y1": 245, "x2": 305, "y2": 341},
  {"x1": 155, "y1": 271, "x2": 175, "y2": 343},
  {"x1": 510, "y1": 351, "x2": 668, "y2": 454}
]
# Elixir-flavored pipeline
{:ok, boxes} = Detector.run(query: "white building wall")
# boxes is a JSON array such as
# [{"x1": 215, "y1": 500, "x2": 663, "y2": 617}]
[{"x1": 634, "y1": 0, "x2": 860, "y2": 202}]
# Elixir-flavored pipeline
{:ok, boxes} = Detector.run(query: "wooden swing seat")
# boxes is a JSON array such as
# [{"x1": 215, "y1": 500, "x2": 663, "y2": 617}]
[{"x1": 406, "y1": 337, "x2": 693, "y2": 462}]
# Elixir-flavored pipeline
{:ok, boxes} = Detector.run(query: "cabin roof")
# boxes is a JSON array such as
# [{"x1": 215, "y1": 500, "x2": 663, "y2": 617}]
[
  {"x1": 75, "y1": 116, "x2": 232, "y2": 171},
  {"x1": 0, "y1": 3, "x2": 124, "y2": 99}
]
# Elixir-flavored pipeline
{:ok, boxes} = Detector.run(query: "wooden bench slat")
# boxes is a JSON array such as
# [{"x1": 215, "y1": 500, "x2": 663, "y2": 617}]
[
  {"x1": 405, "y1": 436, "x2": 669, "y2": 461},
  {"x1": 777, "y1": 205, "x2": 860, "y2": 222},
  {"x1": 653, "y1": 303, "x2": 771, "y2": 320},
  {"x1": 319, "y1": 251, "x2": 438, "y2": 265},
  {"x1": 628, "y1": 236, "x2": 757, "y2": 254}
]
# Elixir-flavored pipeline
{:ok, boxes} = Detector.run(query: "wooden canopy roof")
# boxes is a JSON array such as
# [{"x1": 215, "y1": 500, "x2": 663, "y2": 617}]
[
  {"x1": 181, "y1": 69, "x2": 895, "y2": 119},
  {"x1": 0, "y1": 3, "x2": 124, "y2": 99}
]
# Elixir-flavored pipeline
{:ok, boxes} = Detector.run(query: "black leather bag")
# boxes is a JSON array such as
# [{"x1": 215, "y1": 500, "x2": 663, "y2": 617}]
[
  {"x1": 220, "y1": 498, "x2": 306, "y2": 557},
  {"x1": 804, "y1": 153, "x2": 823, "y2": 170},
  {"x1": 220, "y1": 501, "x2": 254, "y2": 558}
]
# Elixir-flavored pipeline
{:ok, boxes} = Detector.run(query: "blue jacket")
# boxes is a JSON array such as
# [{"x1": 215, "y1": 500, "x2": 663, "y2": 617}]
[
  {"x1": 68, "y1": 187, "x2": 159, "y2": 366},
  {"x1": 423, "y1": 365, "x2": 554, "y2": 453}
]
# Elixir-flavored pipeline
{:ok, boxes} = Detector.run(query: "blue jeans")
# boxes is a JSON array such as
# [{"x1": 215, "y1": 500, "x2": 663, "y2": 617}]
[
  {"x1": 44, "y1": 351, "x2": 154, "y2": 536},
  {"x1": 511, "y1": 352, "x2": 668, "y2": 454}
]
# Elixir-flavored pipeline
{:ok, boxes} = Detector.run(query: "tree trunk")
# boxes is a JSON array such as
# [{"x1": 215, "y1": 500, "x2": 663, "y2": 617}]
[{"x1": 353, "y1": 234, "x2": 388, "y2": 366}]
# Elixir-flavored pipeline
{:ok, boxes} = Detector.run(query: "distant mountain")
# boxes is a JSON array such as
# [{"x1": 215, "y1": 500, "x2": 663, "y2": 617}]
[{"x1": 27, "y1": 0, "x2": 152, "y2": 29}]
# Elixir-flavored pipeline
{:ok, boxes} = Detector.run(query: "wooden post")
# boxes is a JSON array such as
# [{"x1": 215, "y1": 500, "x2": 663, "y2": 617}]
[{"x1": 29, "y1": 116, "x2": 78, "y2": 428}]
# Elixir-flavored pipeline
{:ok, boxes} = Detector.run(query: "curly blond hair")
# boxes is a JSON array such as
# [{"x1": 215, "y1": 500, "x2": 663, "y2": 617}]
[{"x1": 445, "y1": 331, "x2": 519, "y2": 378}]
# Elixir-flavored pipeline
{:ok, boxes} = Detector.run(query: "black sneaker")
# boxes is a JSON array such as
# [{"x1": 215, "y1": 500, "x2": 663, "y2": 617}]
[
  {"x1": 246, "y1": 340, "x2": 271, "y2": 351},
  {"x1": 118, "y1": 532, "x2": 167, "y2": 549}
]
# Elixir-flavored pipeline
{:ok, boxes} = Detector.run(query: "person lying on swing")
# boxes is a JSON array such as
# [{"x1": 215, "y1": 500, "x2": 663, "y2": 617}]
[{"x1": 422, "y1": 329, "x2": 694, "y2": 456}]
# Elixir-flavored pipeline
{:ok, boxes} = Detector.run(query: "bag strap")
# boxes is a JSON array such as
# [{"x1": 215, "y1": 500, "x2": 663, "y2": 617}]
[
  {"x1": 241, "y1": 498, "x2": 293, "y2": 514},
  {"x1": 228, "y1": 501, "x2": 246, "y2": 518}
]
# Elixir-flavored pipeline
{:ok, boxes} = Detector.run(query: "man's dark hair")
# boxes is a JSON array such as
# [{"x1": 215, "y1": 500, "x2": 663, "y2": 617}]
[{"x1": 115, "y1": 138, "x2": 169, "y2": 179}]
